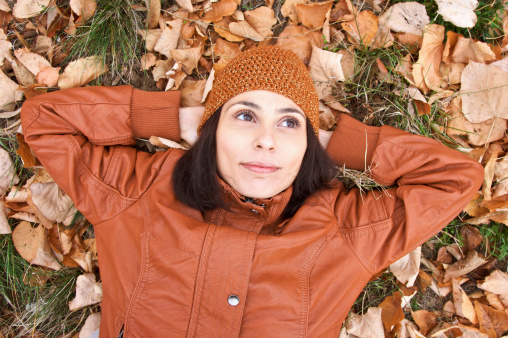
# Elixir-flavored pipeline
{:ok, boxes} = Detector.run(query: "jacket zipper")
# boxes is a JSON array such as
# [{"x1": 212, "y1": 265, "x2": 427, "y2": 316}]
[{"x1": 118, "y1": 325, "x2": 124, "y2": 338}]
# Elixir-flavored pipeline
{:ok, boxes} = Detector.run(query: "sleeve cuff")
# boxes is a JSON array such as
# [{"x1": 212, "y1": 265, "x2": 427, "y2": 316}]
[
  {"x1": 326, "y1": 114, "x2": 381, "y2": 171},
  {"x1": 130, "y1": 88, "x2": 181, "y2": 141}
]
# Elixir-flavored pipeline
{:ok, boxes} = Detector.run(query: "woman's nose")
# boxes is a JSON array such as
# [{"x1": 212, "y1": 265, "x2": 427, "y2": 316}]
[{"x1": 254, "y1": 127, "x2": 276, "y2": 151}]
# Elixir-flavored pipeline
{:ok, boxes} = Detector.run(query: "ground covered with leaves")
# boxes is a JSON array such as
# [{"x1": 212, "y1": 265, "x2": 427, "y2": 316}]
[{"x1": 0, "y1": 0, "x2": 508, "y2": 336}]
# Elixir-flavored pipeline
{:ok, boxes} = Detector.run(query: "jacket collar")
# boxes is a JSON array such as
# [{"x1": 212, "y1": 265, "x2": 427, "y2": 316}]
[{"x1": 203, "y1": 177, "x2": 293, "y2": 234}]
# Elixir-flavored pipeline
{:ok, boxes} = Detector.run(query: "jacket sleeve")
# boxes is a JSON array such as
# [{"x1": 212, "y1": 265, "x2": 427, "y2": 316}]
[
  {"x1": 326, "y1": 114, "x2": 484, "y2": 273},
  {"x1": 20, "y1": 85, "x2": 181, "y2": 224}
]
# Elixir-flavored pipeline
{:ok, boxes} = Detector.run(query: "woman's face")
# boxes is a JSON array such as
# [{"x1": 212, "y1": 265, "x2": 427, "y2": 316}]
[{"x1": 216, "y1": 90, "x2": 307, "y2": 199}]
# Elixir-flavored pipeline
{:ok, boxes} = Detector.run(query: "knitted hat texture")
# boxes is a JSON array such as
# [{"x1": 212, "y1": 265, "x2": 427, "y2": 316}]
[{"x1": 201, "y1": 46, "x2": 320, "y2": 136}]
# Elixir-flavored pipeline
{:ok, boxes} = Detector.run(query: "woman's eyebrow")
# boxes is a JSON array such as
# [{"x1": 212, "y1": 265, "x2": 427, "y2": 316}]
[
  {"x1": 276, "y1": 107, "x2": 305, "y2": 117},
  {"x1": 229, "y1": 101, "x2": 260, "y2": 109},
  {"x1": 229, "y1": 101, "x2": 304, "y2": 117}
]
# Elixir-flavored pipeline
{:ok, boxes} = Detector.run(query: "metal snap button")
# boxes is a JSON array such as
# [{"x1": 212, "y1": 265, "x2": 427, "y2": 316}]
[{"x1": 228, "y1": 295, "x2": 240, "y2": 306}]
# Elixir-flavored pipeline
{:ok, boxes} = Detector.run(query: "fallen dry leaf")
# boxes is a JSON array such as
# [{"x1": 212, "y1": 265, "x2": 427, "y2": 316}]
[
  {"x1": 412, "y1": 24, "x2": 444, "y2": 93},
  {"x1": 390, "y1": 246, "x2": 421, "y2": 287},
  {"x1": 149, "y1": 136, "x2": 188, "y2": 150},
  {"x1": 0, "y1": 203, "x2": 10, "y2": 234},
  {"x1": 435, "y1": 0, "x2": 478, "y2": 28},
  {"x1": 443, "y1": 250, "x2": 487, "y2": 282},
  {"x1": 295, "y1": 1, "x2": 333, "y2": 30},
  {"x1": 281, "y1": 0, "x2": 307, "y2": 23},
  {"x1": 12, "y1": 221, "x2": 60, "y2": 270},
  {"x1": 461, "y1": 62, "x2": 508, "y2": 124},
  {"x1": 79, "y1": 313, "x2": 101, "y2": 338},
  {"x1": 478, "y1": 270, "x2": 508, "y2": 308},
  {"x1": 451, "y1": 36, "x2": 496, "y2": 64},
  {"x1": 179, "y1": 79, "x2": 206, "y2": 107},
  {"x1": 483, "y1": 146, "x2": 500, "y2": 201},
  {"x1": 475, "y1": 301, "x2": 508, "y2": 338},
  {"x1": 484, "y1": 292, "x2": 505, "y2": 312},
  {"x1": 28, "y1": 182, "x2": 77, "y2": 226},
  {"x1": 274, "y1": 24, "x2": 323, "y2": 65},
  {"x1": 213, "y1": 17, "x2": 245, "y2": 42},
  {"x1": 452, "y1": 278, "x2": 478, "y2": 324},
  {"x1": 0, "y1": 28, "x2": 11, "y2": 66},
  {"x1": 378, "y1": 2, "x2": 429, "y2": 35},
  {"x1": 58, "y1": 56, "x2": 108, "y2": 89},
  {"x1": 69, "y1": 0, "x2": 97, "y2": 22},
  {"x1": 145, "y1": 0, "x2": 160, "y2": 29},
  {"x1": 229, "y1": 21, "x2": 263, "y2": 42},
  {"x1": 138, "y1": 29, "x2": 162, "y2": 52},
  {"x1": 202, "y1": 0, "x2": 237, "y2": 23},
  {"x1": 0, "y1": 68, "x2": 24, "y2": 110},
  {"x1": 440, "y1": 62, "x2": 465, "y2": 86},
  {"x1": 412, "y1": 309, "x2": 437, "y2": 335},
  {"x1": 342, "y1": 11, "x2": 379, "y2": 47},
  {"x1": 154, "y1": 20, "x2": 182, "y2": 58},
  {"x1": 0, "y1": 148, "x2": 20, "y2": 196},
  {"x1": 244, "y1": 6, "x2": 277, "y2": 38},
  {"x1": 491, "y1": 57, "x2": 508, "y2": 73},
  {"x1": 12, "y1": 0, "x2": 50, "y2": 19},
  {"x1": 175, "y1": 0, "x2": 193, "y2": 12},
  {"x1": 346, "y1": 307, "x2": 385, "y2": 337},
  {"x1": 140, "y1": 53, "x2": 157, "y2": 70},
  {"x1": 379, "y1": 292, "x2": 405, "y2": 331},
  {"x1": 309, "y1": 45, "x2": 344, "y2": 100},
  {"x1": 68, "y1": 273, "x2": 102, "y2": 311},
  {"x1": 152, "y1": 59, "x2": 174, "y2": 82},
  {"x1": 170, "y1": 46, "x2": 203, "y2": 75},
  {"x1": 0, "y1": 0, "x2": 10, "y2": 12},
  {"x1": 36, "y1": 65, "x2": 60, "y2": 87}
]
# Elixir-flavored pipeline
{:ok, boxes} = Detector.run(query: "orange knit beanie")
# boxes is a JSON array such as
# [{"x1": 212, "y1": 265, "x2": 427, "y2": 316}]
[{"x1": 201, "y1": 45, "x2": 320, "y2": 136}]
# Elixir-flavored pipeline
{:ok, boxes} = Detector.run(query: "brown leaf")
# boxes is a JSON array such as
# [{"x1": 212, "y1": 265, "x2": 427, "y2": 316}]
[
  {"x1": 274, "y1": 24, "x2": 323, "y2": 65},
  {"x1": 140, "y1": 53, "x2": 157, "y2": 70},
  {"x1": 8, "y1": 56, "x2": 36, "y2": 87},
  {"x1": 0, "y1": 28, "x2": 12, "y2": 67},
  {"x1": 16, "y1": 133, "x2": 39, "y2": 168},
  {"x1": 435, "y1": 0, "x2": 478, "y2": 28},
  {"x1": 436, "y1": 246, "x2": 454, "y2": 264},
  {"x1": 229, "y1": 21, "x2": 263, "y2": 42},
  {"x1": 318, "y1": 102, "x2": 336, "y2": 130},
  {"x1": 452, "y1": 278, "x2": 478, "y2": 324},
  {"x1": 154, "y1": 20, "x2": 182, "y2": 58},
  {"x1": 475, "y1": 301, "x2": 508, "y2": 338},
  {"x1": 478, "y1": 270, "x2": 508, "y2": 308},
  {"x1": 170, "y1": 46, "x2": 203, "y2": 75},
  {"x1": 79, "y1": 313, "x2": 101, "y2": 338},
  {"x1": 485, "y1": 292, "x2": 506, "y2": 312},
  {"x1": 202, "y1": 0, "x2": 237, "y2": 23},
  {"x1": 12, "y1": 221, "x2": 60, "y2": 270},
  {"x1": 342, "y1": 11, "x2": 379, "y2": 47},
  {"x1": 330, "y1": 0, "x2": 355, "y2": 22},
  {"x1": 58, "y1": 56, "x2": 107, "y2": 89},
  {"x1": 379, "y1": 292, "x2": 405, "y2": 331},
  {"x1": 451, "y1": 36, "x2": 497, "y2": 64},
  {"x1": 460, "y1": 62, "x2": 508, "y2": 124},
  {"x1": 138, "y1": 29, "x2": 161, "y2": 52},
  {"x1": 0, "y1": 148, "x2": 20, "y2": 196},
  {"x1": 345, "y1": 307, "x2": 385, "y2": 337},
  {"x1": 378, "y1": 2, "x2": 429, "y2": 35},
  {"x1": 145, "y1": 0, "x2": 160, "y2": 29},
  {"x1": 483, "y1": 149, "x2": 500, "y2": 201},
  {"x1": 13, "y1": 0, "x2": 50, "y2": 19},
  {"x1": 28, "y1": 182, "x2": 77, "y2": 226},
  {"x1": 281, "y1": 0, "x2": 307, "y2": 23},
  {"x1": 0, "y1": 203, "x2": 10, "y2": 234},
  {"x1": 389, "y1": 246, "x2": 421, "y2": 287},
  {"x1": 213, "y1": 17, "x2": 245, "y2": 42},
  {"x1": 295, "y1": 1, "x2": 333, "y2": 29},
  {"x1": 0, "y1": 0, "x2": 10, "y2": 12},
  {"x1": 309, "y1": 45, "x2": 344, "y2": 100},
  {"x1": 36, "y1": 64, "x2": 60, "y2": 87},
  {"x1": 412, "y1": 24, "x2": 444, "y2": 94},
  {"x1": 0, "y1": 68, "x2": 24, "y2": 110},
  {"x1": 461, "y1": 225, "x2": 483, "y2": 251},
  {"x1": 152, "y1": 59, "x2": 174, "y2": 81},
  {"x1": 69, "y1": 0, "x2": 97, "y2": 22},
  {"x1": 175, "y1": 0, "x2": 193, "y2": 12},
  {"x1": 179, "y1": 79, "x2": 206, "y2": 107},
  {"x1": 244, "y1": 6, "x2": 277, "y2": 38},
  {"x1": 68, "y1": 273, "x2": 102, "y2": 311},
  {"x1": 439, "y1": 62, "x2": 465, "y2": 86},
  {"x1": 443, "y1": 250, "x2": 487, "y2": 283},
  {"x1": 412, "y1": 309, "x2": 437, "y2": 335}
]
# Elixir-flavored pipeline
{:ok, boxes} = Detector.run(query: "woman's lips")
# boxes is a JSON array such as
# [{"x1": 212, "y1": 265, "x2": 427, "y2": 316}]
[{"x1": 241, "y1": 162, "x2": 280, "y2": 174}]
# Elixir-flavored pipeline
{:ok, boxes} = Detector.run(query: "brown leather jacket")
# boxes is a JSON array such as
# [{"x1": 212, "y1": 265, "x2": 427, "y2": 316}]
[{"x1": 21, "y1": 86, "x2": 483, "y2": 337}]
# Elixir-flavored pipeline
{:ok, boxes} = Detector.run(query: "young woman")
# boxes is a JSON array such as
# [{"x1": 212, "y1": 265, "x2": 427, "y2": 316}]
[{"x1": 21, "y1": 46, "x2": 483, "y2": 337}]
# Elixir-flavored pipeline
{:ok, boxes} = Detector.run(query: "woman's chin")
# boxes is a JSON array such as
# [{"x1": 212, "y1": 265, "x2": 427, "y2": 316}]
[{"x1": 232, "y1": 181, "x2": 289, "y2": 200}]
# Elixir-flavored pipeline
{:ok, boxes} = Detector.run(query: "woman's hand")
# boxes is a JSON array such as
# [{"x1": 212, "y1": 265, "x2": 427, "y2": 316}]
[
  {"x1": 179, "y1": 106, "x2": 205, "y2": 146},
  {"x1": 319, "y1": 129, "x2": 333, "y2": 149}
]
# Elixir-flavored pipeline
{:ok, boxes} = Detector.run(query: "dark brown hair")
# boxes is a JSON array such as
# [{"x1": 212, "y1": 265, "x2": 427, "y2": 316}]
[{"x1": 172, "y1": 108, "x2": 337, "y2": 219}]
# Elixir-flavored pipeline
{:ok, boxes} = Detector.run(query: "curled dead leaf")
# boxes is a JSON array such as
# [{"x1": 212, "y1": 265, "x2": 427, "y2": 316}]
[
  {"x1": 478, "y1": 270, "x2": 508, "y2": 308},
  {"x1": 0, "y1": 29, "x2": 12, "y2": 67},
  {"x1": 244, "y1": 7, "x2": 277, "y2": 38},
  {"x1": 346, "y1": 307, "x2": 385, "y2": 337},
  {"x1": 0, "y1": 148, "x2": 20, "y2": 196},
  {"x1": 0, "y1": 202, "x2": 10, "y2": 234},
  {"x1": 451, "y1": 36, "x2": 496, "y2": 64},
  {"x1": 58, "y1": 56, "x2": 108, "y2": 89},
  {"x1": 145, "y1": 0, "x2": 160, "y2": 29},
  {"x1": 141, "y1": 53, "x2": 157, "y2": 70},
  {"x1": 379, "y1": 2, "x2": 429, "y2": 35},
  {"x1": 13, "y1": 0, "x2": 50, "y2": 19},
  {"x1": 28, "y1": 182, "x2": 77, "y2": 226},
  {"x1": 295, "y1": 1, "x2": 333, "y2": 30},
  {"x1": 389, "y1": 246, "x2": 421, "y2": 287},
  {"x1": 170, "y1": 46, "x2": 203, "y2": 75},
  {"x1": 229, "y1": 21, "x2": 264, "y2": 42},
  {"x1": 154, "y1": 20, "x2": 182, "y2": 58},
  {"x1": 68, "y1": 273, "x2": 102, "y2": 311},
  {"x1": 452, "y1": 278, "x2": 478, "y2": 324},
  {"x1": 443, "y1": 250, "x2": 487, "y2": 283},
  {"x1": 412, "y1": 24, "x2": 445, "y2": 93},
  {"x1": 0, "y1": 68, "x2": 24, "y2": 110},
  {"x1": 202, "y1": 0, "x2": 237, "y2": 23},
  {"x1": 12, "y1": 221, "x2": 61, "y2": 270},
  {"x1": 69, "y1": 0, "x2": 97, "y2": 22},
  {"x1": 138, "y1": 29, "x2": 162, "y2": 52},
  {"x1": 435, "y1": 0, "x2": 478, "y2": 28}
]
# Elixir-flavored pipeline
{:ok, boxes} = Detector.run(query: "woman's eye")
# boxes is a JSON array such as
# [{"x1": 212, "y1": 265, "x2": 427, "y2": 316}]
[
  {"x1": 281, "y1": 118, "x2": 300, "y2": 128},
  {"x1": 236, "y1": 112, "x2": 254, "y2": 122}
]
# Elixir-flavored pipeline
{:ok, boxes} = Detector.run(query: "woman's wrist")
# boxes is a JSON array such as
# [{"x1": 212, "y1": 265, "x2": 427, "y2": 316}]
[{"x1": 179, "y1": 106, "x2": 205, "y2": 146}]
